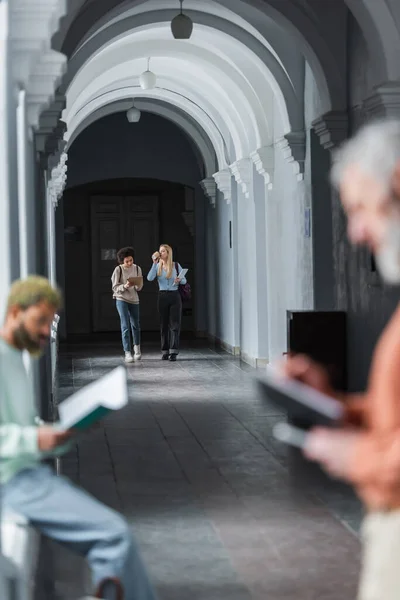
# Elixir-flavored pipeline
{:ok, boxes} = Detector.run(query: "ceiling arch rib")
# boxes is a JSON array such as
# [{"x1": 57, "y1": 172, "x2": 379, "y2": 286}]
[
  {"x1": 65, "y1": 42, "x2": 267, "y2": 156},
  {"x1": 66, "y1": 97, "x2": 217, "y2": 177},
  {"x1": 63, "y1": 85, "x2": 229, "y2": 170},
  {"x1": 58, "y1": 0, "x2": 399, "y2": 116},
  {"x1": 63, "y1": 23, "x2": 290, "y2": 163},
  {"x1": 56, "y1": 0, "x2": 338, "y2": 113},
  {"x1": 66, "y1": 67, "x2": 244, "y2": 164},
  {"x1": 61, "y1": 8, "x2": 300, "y2": 133},
  {"x1": 343, "y1": 0, "x2": 400, "y2": 82}
]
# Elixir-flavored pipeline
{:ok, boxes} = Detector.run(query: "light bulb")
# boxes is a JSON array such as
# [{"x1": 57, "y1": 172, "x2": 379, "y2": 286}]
[
  {"x1": 139, "y1": 70, "x2": 157, "y2": 90},
  {"x1": 171, "y1": 13, "x2": 193, "y2": 39},
  {"x1": 126, "y1": 106, "x2": 141, "y2": 123}
]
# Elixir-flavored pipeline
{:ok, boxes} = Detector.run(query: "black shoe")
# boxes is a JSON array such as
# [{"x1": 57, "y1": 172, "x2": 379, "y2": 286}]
[
  {"x1": 169, "y1": 354, "x2": 177, "y2": 361},
  {"x1": 161, "y1": 354, "x2": 169, "y2": 360}
]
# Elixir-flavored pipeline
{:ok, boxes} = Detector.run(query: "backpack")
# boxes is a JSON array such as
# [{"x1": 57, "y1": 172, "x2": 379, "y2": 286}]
[{"x1": 175, "y1": 262, "x2": 191, "y2": 302}]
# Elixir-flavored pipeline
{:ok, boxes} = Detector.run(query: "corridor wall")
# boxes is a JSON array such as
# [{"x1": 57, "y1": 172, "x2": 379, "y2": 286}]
[
  {"x1": 340, "y1": 15, "x2": 400, "y2": 391},
  {"x1": 205, "y1": 94, "x2": 314, "y2": 368}
]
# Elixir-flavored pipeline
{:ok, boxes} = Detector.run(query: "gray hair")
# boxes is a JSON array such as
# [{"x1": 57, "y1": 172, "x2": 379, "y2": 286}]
[{"x1": 330, "y1": 119, "x2": 400, "y2": 193}]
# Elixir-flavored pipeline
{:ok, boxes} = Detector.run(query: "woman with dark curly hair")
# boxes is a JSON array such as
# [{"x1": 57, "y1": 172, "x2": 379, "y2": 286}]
[{"x1": 111, "y1": 246, "x2": 143, "y2": 362}]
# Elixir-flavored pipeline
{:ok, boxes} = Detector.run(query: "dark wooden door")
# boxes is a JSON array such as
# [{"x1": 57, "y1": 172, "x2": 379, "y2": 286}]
[{"x1": 91, "y1": 195, "x2": 159, "y2": 332}]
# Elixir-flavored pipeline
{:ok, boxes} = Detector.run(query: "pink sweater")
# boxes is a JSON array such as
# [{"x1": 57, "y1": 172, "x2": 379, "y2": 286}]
[{"x1": 111, "y1": 264, "x2": 143, "y2": 304}]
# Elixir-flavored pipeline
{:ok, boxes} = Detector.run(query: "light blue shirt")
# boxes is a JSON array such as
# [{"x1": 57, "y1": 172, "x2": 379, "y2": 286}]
[{"x1": 147, "y1": 262, "x2": 187, "y2": 291}]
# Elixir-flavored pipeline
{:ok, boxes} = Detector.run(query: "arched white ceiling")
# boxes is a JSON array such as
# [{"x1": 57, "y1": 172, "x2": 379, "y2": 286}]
[
  {"x1": 57, "y1": 0, "x2": 342, "y2": 114},
  {"x1": 61, "y1": 7, "x2": 303, "y2": 130},
  {"x1": 62, "y1": 10, "x2": 298, "y2": 170},
  {"x1": 60, "y1": 0, "x2": 400, "y2": 180},
  {"x1": 67, "y1": 97, "x2": 217, "y2": 177}
]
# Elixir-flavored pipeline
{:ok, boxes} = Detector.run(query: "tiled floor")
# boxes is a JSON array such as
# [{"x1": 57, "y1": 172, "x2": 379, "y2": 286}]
[{"x1": 53, "y1": 340, "x2": 362, "y2": 599}]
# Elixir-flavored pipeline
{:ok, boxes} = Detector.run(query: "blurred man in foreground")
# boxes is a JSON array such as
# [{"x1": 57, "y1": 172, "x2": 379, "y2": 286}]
[
  {"x1": 0, "y1": 277, "x2": 157, "y2": 600},
  {"x1": 284, "y1": 120, "x2": 400, "y2": 600}
]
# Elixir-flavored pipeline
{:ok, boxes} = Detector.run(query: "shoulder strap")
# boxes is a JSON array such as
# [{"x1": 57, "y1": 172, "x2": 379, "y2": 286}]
[{"x1": 119, "y1": 265, "x2": 123, "y2": 283}]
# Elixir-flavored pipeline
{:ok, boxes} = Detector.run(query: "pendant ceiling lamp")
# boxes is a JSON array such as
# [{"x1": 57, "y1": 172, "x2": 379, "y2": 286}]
[
  {"x1": 126, "y1": 101, "x2": 141, "y2": 123},
  {"x1": 139, "y1": 58, "x2": 157, "y2": 90},
  {"x1": 171, "y1": 0, "x2": 193, "y2": 40}
]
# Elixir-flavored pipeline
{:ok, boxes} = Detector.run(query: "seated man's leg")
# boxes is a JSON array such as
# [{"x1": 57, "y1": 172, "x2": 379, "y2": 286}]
[{"x1": 2, "y1": 465, "x2": 157, "y2": 600}]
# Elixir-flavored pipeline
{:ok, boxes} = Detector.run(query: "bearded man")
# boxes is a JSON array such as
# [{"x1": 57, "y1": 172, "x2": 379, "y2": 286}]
[{"x1": 0, "y1": 277, "x2": 157, "y2": 600}]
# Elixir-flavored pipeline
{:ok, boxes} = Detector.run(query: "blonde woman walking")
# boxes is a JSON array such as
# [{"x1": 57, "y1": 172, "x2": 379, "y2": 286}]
[{"x1": 147, "y1": 244, "x2": 186, "y2": 361}]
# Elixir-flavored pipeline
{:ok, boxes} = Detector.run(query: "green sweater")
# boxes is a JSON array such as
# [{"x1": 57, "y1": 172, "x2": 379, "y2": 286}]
[{"x1": 0, "y1": 337, "x2": 68, "y2": 484}]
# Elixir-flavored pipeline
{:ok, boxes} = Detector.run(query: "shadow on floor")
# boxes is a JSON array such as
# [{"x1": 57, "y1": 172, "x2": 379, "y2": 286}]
[{"x1": 52, "y1": 340, "x2": 362, "y2": 600}]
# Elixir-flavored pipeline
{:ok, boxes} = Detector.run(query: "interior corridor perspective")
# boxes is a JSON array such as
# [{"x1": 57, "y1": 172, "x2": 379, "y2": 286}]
[
  {"x1": 53, "y1": 340, "x2": 361, "y2": 600},
  {"x1": 2, "y1": 0, "x2": 400, "y2": 598}
]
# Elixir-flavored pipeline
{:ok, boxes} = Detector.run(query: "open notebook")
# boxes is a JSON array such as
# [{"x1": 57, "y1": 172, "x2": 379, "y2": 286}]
[{"x1": 57, "y1": 366, "x2": 128, "y2": 430}]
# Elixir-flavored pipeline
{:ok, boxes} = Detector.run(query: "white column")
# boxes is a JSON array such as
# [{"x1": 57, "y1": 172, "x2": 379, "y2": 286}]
[
  {"x1": 46, "y1": 176, "x2": 56, "y2": 286},
  {"x1": 213, "y1": 168, "x2": 239, "y2": 352},
  {"x1": 0, "y1": 1, "x2": 19, "y2": 323},
  {"x1": 251, "y1": 146, "x2": 275, "y2": 369},
  {"x1": 17, "y1": 87, "x2": 30, "y2": 278},
  {"x1": 230, "y1": 158, "x2": 267, "y2": 367},
  {"x1": 0, "y1": 1, "x2": 19, "y2": 583}
]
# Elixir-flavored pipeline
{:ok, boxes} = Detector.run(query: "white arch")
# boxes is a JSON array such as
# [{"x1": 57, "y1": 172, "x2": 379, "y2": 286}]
[
  {"x1": 57, "y1": 0, "x2": 338, "y2": 113},
  {"x1": 66, "y1": 51, "x2": 255, "y2": 154},
  {"x1": 61, "y1": 7, "x2": 299, "y2": 131},
  {"x1": 345, "y1": 0, "x2": 400, "y2": 82},
  {"x1": 63, "y1": 22, "x2": 288, "y2": 164},
  {"x1": 64, "y1": 85, "x2": 229, "y2": 169},
  {"x1": 66, "y1": 97, "x2": 218, "y2": 177}
]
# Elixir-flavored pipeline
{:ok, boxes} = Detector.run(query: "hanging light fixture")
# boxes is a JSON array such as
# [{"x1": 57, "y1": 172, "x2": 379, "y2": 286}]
[
  {"x1": 171, "y1": 0, "x2": 193, "y2": 40},
  {"x1": 126, "y1": 101, "x2": 141, "y2": 123},
  {"x1": 139, "y1": 57, "x2": 157, "y2": 90}
]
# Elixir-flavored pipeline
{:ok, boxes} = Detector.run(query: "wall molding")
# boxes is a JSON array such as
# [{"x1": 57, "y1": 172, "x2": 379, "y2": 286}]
[
  {"x1": 213, "y1": 169, "x2": 232, "y2": 204},
  {"x1": 230, "y1": 158, "x2": 252, "y2": 198},
  {"x1": 312, "y1": 110, "x2": 349, "y2": 150},
  {"x1": 200, "y1": 177, "x2": 217, "y2": 208},
  {"x1": 251, "y1": 145, "x2": 274, "y2": 190},
  {"x1": 207, "y1": 334, "x2": 268, "y2": 368},
  {"x1": 10, "y1": 1, "x2": 67, "y2": 131},
  {"x1": 363, "y1": 82, "x2": 400, "y2": 120},
  {"x1": 275, "y1": 130, "x2": 305, "y2": 180},
  {"x1": 240, "y1": 351, "x2": 268, "y2": 369},
  {"x1": 207, "y1": 334, "x2": 240, "y2": 357}
]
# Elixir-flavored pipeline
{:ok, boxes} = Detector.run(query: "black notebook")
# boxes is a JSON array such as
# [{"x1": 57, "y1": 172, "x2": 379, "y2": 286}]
[{"x1": 256, "y1": 372, "x2": 344, "y2": 427}]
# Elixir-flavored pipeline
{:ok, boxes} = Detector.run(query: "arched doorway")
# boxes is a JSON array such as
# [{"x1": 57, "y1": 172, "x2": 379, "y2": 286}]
[{"x1": 62, "y1": 178, "x2": 195, "y2": 339}]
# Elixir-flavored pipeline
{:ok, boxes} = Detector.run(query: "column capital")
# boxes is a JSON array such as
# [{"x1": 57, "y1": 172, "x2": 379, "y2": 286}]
[
  {"x1": 250, "y1": 146, "x2": 274, "y2": 190},
  {"x1": 312, "y1": 111, "x2": 349, "y2": 150},
  {"x1": 363, "y1": 82, "x2": 400, "y2": 120},
  {"x1": 26, "y1": 52, "x2": 67, "y2": 130},
  {"x1": 35, "y1": 99, "x2": 66, "y2": 156},
  {"x1": 275, "y1": 130, "x2": 306, "y2": 180},
  {"x1": 10, "y1": 1, "x2": 67, "y2": 129},
  {"x1": 230, "y1": 158, "x2": 252, "y2": 198},
  {"x1": 47, "y1": 150, "x2": 68, "y2": 208},
  {"x1": 213, "y1": 169, "x2": 232, "y2": 204},
  {"x1": 200, "y1": 177, "x2": 217, "y2": 208}
]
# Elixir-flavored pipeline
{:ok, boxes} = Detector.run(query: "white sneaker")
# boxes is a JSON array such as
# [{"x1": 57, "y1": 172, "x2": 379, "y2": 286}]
[
  {"x1": 125, "y1": 351, "x2": 134, "y2": 363},
  {"x1": 134, "y1": 345, "x2": 142, "y2": 360}
]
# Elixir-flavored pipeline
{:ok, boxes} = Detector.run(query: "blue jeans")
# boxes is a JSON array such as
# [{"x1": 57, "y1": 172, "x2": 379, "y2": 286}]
[
  {"x1": 3, "y1": 465, "x2": 157, "y2": 600},
  {"x1": 116, "y1": 300, "x2": 140, "y2": 351}
]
